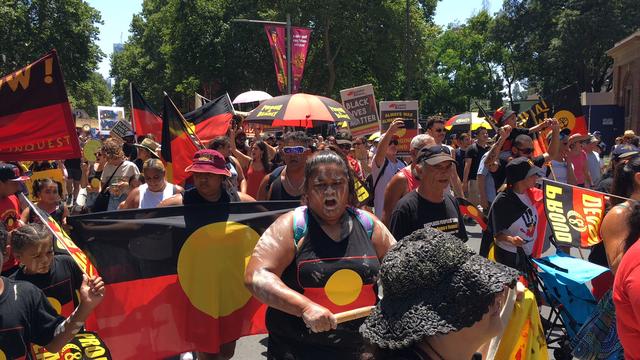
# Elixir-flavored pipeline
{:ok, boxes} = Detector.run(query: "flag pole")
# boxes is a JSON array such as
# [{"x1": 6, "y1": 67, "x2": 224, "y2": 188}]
[
  {"x1": 543, "y1": 178, "x2": 634, "y2": 203},
  {"x1": 164, "y1": 92, "x2": 205, "y2": 149},
  {"x1": 129, "y1": 82, "x2": 137, "y2": 137}
]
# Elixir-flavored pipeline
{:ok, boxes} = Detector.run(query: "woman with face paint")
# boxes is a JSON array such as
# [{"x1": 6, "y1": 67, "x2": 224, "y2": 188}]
[{"x1": 245, "y1": 150, "x2": 396, "y2": 360}]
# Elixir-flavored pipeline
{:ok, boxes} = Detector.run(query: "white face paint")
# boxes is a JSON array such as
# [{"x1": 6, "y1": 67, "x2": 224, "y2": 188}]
[{"x1": 306, "y1": 164, "x2": 349, "y2": 222}]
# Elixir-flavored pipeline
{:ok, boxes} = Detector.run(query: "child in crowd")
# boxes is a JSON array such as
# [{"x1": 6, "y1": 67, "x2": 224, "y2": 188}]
[{"x1": 20, "y1": 178, "x2": 68, "y2": 226}]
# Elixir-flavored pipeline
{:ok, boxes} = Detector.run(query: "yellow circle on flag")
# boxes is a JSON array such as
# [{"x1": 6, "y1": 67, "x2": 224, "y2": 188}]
[
  {"x1": 554, "y1": 110, "x2": 576, "y2": 132},
  {"x1": 47, "y1": 297, "x2": 62, "y2": 314},
  {"x1": 324, "y1": 269, "x2": 363, "y2": 306},
  {"x1": 0, "y1": 349, "x2": 6, "y2": 360},
  {"x1": 177, "y1": 221, "x2": 260, "y2": 318},
  {"x1": 466, "y1": 205, "x2": 479, "y2": 217}
]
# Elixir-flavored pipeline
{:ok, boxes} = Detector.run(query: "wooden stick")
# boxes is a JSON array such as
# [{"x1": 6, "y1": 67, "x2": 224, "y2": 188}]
[{"x1": 334, "y1": 306, "x2": 374, "y2": 324}]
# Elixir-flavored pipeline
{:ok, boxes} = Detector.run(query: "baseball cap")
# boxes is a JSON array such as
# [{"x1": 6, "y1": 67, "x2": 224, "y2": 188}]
[
  {"x1": 0, "y1": 163, "x2": 30, "y2": 182},
  {"x1": 493, "y1": 107, "x2": 516, "y2": 125},
  {"x1": 612, "y1": 144, "x2": 639, "y2": 161},
  {"x1": 416, "y1": 145, "x2": 455, "y2": 166},
  {"x1": 335, "y1": 131, "x2": 353, "y2": 145},
  {"x1": 184, "y1": 149, "x2": 231, "y2": 177},
  {"x1": 506, "y1": 157, "x2": 544, "y2": 185}
]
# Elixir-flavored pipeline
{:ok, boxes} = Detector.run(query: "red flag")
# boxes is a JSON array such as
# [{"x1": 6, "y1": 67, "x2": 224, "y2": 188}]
[
  {"x1": 0, "y1": 50, "x2": 81, "y2": 160},
  {"x1": 543, "y1": 179, "x2": 606, "y2": 248},
  {"x1": 290, "y1": 27, "x2": 312, "y2": 93},
  {"x1": 265, "y1": 25, "x2": 288, "y2": 94},
  {"x1": 161, "y1": 94, "x2": 203, "y2": 185},
  {"x1": 183, "y1": 93, "x2": 233, "y2": 143},
  {"x1": 130, "y1": 83, "x2": 162, "y2": 141}
]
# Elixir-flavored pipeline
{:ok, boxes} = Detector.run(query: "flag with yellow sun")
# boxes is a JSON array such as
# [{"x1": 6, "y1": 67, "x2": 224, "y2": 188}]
[{"x1": 68, "y1": 201, "x2": 299, "y2": 359}]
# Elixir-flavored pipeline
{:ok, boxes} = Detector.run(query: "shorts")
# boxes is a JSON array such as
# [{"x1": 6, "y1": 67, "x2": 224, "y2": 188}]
[{"x1": 67, "y1": 168, "x2": 82, "y2": 181}]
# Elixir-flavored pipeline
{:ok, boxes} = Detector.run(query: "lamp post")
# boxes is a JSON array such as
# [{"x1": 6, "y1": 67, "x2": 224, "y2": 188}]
[{"x1": 232, "y1": 15, "x2": 293, "y2": 95}]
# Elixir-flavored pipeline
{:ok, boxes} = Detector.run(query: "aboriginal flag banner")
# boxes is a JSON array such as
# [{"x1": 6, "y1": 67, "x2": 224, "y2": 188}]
[
  {"x1": 130, "y1": 83, "x2": 163, "y2": 141},
  {"x1": 0, "y1": 50, "x2": 81, "y2": 161},
  {"x1": 162, "y1": 93, "x2": 204, "y2": 185},
  {"x1": 516, "y1": 98, "x2": 550, "y2": 158},
  {"x1": 457, "y1": 197, "x2": 487, "y2": 231},
  {"x1": 542, "y1": 179, "x2": 606, "y2": 248},
  {"x1": 67, "y1": 201, "x2": 298, "y2": 359},
  {"x1": 550, "y1": 84, "x2": 588, "y2": 136},
  {"x1": 183, "y1": 93, "x2": 233, "y2": 143}
]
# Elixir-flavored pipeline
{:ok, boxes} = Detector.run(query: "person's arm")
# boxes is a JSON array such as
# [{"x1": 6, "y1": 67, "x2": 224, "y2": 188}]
[
  {"x1": 369, "y1": 215, "x2": 397, "y2": 259},
  {"x1": 485, "y1": 126, "x2": 512, "y2": 170},
  {"x1": 229, "y1": 136, "x2": 251, "y2": 169},
  {"x1": 601, "y1": 205, "x2": 629, "y2": 274},
  {"x1": 245, "y1": 212, "x2": 337, "y2": 333},
  {"x1": 462, "y1": 158, "x2": 473, "y2": 194},
  {"x1": 80, "y1": 161, "x2": 90, "y2": 189},
  {"x1": 20, "y1": 207, "x2": 30, "y2": 224},
  {"x1": 543, "y1": 118, "x2": 561, "y2": 162},
  {"x1": 450, "y1": 168, "x2": 464, "y2": 198},
  {"x1": 477, "y1": 175, "x2": 488, "y2": 210},
  {"x1": 381, "y1": 172, "x2": 407, "y2": 226},
  {"x1": 495, "y1": 232, "x2": 525, "y2": 247},
  {"x1": 230, "y1": 156, "x2": 246, "y2": 192},
  {"x1": 566, "y1": 161, "x2": 577, "y2": 185},
  {"x1": 256, "y1": 174, "x2": 271, "y2": 201},
  {"x1": 528, "y1": 119, "x2": 552, "y2": 133},
  {"x1": 373, "y1": 119, "x2": 404, "y2": 168},
  {"x1": 45, "y1": 275, "x2": 105, "y2": 352},
  {"x1": 121, "y1": 187, "x2": 141, "y2": 209},
  {"x1": 264, "y1": 142, "x2": 277, "y2": 161},
  {"x1": 158, "y1": 194, "x2": 183, "y2": 207},
  {"x1": 238, "y1": 192, "x2": 255, "y2": 202},
  {"x1": 583, "y1": 154, "x2": 592, "y2": 187}
]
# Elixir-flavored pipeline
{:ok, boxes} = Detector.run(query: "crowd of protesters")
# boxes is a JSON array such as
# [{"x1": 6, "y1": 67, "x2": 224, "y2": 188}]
[{"x1": 3, "y1": 106, "x2": 640, "y2": 360}]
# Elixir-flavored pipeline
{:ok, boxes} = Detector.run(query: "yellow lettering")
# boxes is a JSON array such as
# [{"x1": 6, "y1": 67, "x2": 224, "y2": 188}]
[
  {"x1": 545, "y1": 185, "x2": 563, "y2": 199},
  {"x1": 545, "y1": 199, "x2": 564, "y2": 213},
  {"x1": 0, "y1": 65, "x2": 32, "y2": 92},
  {"x1": 582, "y1": 194, "x2": 603, "y2": 208},
  {"x1": 84, "y1": 345, "x2": 105, "y2": 358},
  {"x1": 79, "y1": 337, "x2": 101, "y2": 347}
]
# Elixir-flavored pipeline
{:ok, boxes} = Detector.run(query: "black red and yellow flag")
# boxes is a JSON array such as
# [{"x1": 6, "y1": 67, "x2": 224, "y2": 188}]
[
  {"x1": 183, "y1": 93, "x2": 233, "y2": 143},
  {"x1": 457, "y1": 197, "x2": 487, "y2": 230},
  {"x1": 130, "y1": 83, "x2": 162, "y2": 141},
  {"x1": 543, "y1": 179, "x2": 606, "y2": 248},
  {"x1": 161, "y1": 93, "x2": 204, "y2": 185},
  {"x1": 550, "y1": 84, "x2": 588, "y2": 136},
  {"x1": 0, "y1": 50, "x2": 81, "y2": 161},
  {"x1": 516, "y1": 98, "x2": 550, "y2": 158},
  {"x1": 68, "y1": 201, "x2": 298, "y2": 359}
]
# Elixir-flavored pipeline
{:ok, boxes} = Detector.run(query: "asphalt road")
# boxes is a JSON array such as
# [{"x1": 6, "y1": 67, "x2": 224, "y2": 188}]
[{"x1": 230, "y1": 223, "x2": 581, "y2": 359}]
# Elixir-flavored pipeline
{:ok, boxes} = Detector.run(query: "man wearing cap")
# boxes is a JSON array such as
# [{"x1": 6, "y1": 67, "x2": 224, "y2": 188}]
[
  {"x1": 371, "y1": 119, "x2": 408, "y2": 217},
  {"x1": 335, "y1": 131, "x2": 364, "y2": 180},
  {"x1": 425, "y1": 115, "x2": 465, "y2": 197},
  {"x1": 133, "y1": 138, "x2": 161, "y2": 167},
  {"x1": 380, "y1": 134, "x2": 435, "y2": 226},
  {"x1": 122, "y1": 130, "x2": 137, "y2": 162},
  {"x1": 594, "y1": 145, "x2": 639, "y2": 193},
  {"x1": 0, "y1": 163, "x2": 28, "y2": 275},
  {"x1": 487, "y1": 157, "x2": 546, "y2": 270},
  {"x1": 389, "y1": 145, "x2": 468, "y2": 242}
]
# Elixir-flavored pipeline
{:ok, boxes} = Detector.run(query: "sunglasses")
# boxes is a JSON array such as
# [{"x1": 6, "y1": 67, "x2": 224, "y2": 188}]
[
  {"x1": 517, "y1": 147, "x2": 534, "y2": 155},
  {"x1": 389, "y1": 140, "x2": 399, "y2": 145},
  {"x1": 338, "y1": 143, "x2": 352, "y2": 150},
  {"x1": 432, "y1": 128, "x2": 445, "y2": 133},
  {"x1": 283, "y1": 146, "x2": 306, "y2": 154}
]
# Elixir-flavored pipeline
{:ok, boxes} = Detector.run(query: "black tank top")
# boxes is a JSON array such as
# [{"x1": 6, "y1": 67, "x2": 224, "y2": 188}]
[
  {"x1": 266, "y1": 210, "x2": 380, "y2": 359},
  {"x1": 269, "y1": 175, "x2": 302, "y2": 201},
  {"x1": 182, "y1": 186, "x2": 239, "y2": 205}
]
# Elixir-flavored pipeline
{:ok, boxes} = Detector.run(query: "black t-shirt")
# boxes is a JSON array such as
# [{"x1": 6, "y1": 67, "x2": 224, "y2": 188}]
[
  {"x1": 0, "y1": 277, "x2": 64, "y2": 359},
  {"x1": 389, "y1": 191, "x2": 467, "y2": 242},
  {"x1": 455, "y1": 148, "x2": 466, "y2": 179},
  {"x1": 465, "y1": 143, "x2": 488, "y2": 180}
]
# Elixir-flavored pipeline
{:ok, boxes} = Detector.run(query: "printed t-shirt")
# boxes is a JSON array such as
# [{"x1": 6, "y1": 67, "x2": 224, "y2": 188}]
[
  {"x1": 389, "y1": 191, "x2": 467, "y2": 242},
  {"x1": 495, "y1": 192, "x2": 538, "y2": 255},
  {"x1": 613, "y1": 239, "x2": 640, "y2": 359},
  {"x1": 0, "y1": 277, "x2": 64, "y2": 359}
]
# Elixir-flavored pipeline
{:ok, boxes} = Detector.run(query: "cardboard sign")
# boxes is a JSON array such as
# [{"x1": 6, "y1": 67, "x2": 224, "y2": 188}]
[
  {"x1": 97, "y1": 106, "x2": 125, "y2": 135},
  {"x1": 340, "y1": 84, "x2": 379, "y2": 137},
  {"x1": 379, "y1": 100, "x2": 419, "y2": 154},
  {"x1": 25, "y1": 168, "x2": 65, "y2": 201},
  {"x1": 83, "y1": 139, "x2": 102, "y2": 162},
  {"x1": 109, "y1": 119, "x2": 133, "y2": 140}
]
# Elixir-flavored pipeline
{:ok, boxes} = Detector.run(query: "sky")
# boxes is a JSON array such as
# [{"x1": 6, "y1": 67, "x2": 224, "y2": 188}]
[{"x1": 89, "y1": 0, "x2": 503, "y2": 80}]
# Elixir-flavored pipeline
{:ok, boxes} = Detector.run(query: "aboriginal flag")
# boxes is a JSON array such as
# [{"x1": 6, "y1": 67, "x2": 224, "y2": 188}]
[
  {"x1": 162, "y1": 94, "x2": 204, "y2": 185},
  {"x1": 183, "y1": 93, "x2": 233, "y2": 143},
  {"x1": 550, "y1": 84, "x2": 588, "y2": 136},
  {"x1": 0, "y1": 50, "x2": 81, "y2": 161},
  {"x1": 457, "y1": 197, "x2": 487, "y2": 230},
  {"x1": 68, "y1": 201, "x2": 298, "y2": 359},
  {"x1": 543, "y1": 179, "x2": 606, "y2": 248},
  {"x1": 517, "y1": 99, "x2": 550, "y2": 158},
  {"x1": 130, "y1": 83, "x2": 162, "y2": 141}
]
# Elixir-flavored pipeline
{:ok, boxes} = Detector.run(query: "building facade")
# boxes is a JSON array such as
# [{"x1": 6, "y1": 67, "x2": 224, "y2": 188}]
[{"x1": 607, "y1": 30, "x2": 640, "y2": 132}]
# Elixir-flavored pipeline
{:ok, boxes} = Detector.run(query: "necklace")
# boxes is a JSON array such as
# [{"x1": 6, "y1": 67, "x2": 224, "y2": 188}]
[{"x1": 283, "y1": 170, "x2": 304, "y2": 193}]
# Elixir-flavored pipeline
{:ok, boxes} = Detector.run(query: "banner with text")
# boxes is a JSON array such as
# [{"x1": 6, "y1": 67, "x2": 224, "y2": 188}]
[
  {"x1": 0, "y1": 50, "x2": 81, "y2": 160},
  {"x1": 97, "y1": 106, "x2": 126, "y2": 135},
  {"x1": 379, "y1": 100, "x2": 419, "y2": 154},
  {"x1": 340, "y1": 84, "x2": 379, "y2": 137},
  {"x1": 542, "y1": 179, "x2": 606, "y2": 248},
  {"x1": 264, "y1": 25, "x2": 312, "y2": 94}
]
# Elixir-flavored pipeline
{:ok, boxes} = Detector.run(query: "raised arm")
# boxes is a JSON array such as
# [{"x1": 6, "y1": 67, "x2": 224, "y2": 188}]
[
  {"x1": 373, "y1": 119, "x2": 404, "y2": 168},
  {"x1": 485, "y1": 125, "x2": 512, "y2": 168}
]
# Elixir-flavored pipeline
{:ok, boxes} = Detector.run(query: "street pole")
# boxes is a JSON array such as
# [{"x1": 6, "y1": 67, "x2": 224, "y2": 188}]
[{"x1": 286, "y1": 14, "x2": 293, "y2": 95}]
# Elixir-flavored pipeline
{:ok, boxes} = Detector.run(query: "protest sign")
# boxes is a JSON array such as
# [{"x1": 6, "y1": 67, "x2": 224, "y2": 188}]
[
  {"x1": 379, "y1": 100, "x2": 419, "y2": 154},
  {"x1": 109, "y1": 119, "x2": 133, "y2": 140},
  {"x1": 97, "y1": 106, "x2": 125, "y2": 135},
  {"x1": 83, "y1": 139, "x2": 102, "y2": 162},
  {"x1": 340, "y1": 84, "x2": 379, "y2": 137},
  {"x1": 0, "y1": 50, "x2": 81, "y2": 161},
  {"x1": 25, "y1": 168, "x2": 65, "y2": 201}
]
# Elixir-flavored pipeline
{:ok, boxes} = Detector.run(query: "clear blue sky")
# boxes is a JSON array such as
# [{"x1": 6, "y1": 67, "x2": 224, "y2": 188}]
[{"x1": 89, "y1": 0, "x2": 502, "y2": 79}]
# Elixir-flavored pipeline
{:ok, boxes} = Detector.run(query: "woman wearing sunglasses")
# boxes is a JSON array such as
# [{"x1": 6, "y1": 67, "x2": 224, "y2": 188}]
[
  {"x1": 246, "y1": 150, "x2": 395, "y2": 360},
  {"x1": 257, "y1": 131, "x2": 311, "y2": 201},
  {"x1": 567, "y1": 133, "x2": 592, "y2": 188}
]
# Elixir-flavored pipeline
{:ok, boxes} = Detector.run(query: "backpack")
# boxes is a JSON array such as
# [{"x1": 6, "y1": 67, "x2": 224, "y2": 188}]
[
  {"x1": 266, "y1": 165, "x2": 285, "y2": 192},
  {"x1": 292, "y1": 206, "x2": 375, "y2": 246}
]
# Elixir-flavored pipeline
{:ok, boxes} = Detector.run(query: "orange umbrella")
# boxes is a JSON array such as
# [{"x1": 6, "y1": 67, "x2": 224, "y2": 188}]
[{"x1": 244, "y1": 93, "x2": 353, "y2": 128}]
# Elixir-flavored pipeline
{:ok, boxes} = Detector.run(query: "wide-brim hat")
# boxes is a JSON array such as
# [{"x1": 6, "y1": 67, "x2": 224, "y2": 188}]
[
  {"x1": 133, "y1": 138, "x2": 161, "y2": 159},
  {"x1": 184, "y1": 149, "x2": 231, "y2": 177},
  {"x1": 361, "y1": 227, "x2": 518, "y2": 349},
  {"x1": 568, "y1": 133, "x2": 589, "y2": 145}
]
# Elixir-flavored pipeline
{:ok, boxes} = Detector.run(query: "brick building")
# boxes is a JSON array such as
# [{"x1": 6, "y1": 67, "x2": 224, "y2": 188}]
[{"x1": 607, "y1": 30, "x2": 640, "y2": 132}]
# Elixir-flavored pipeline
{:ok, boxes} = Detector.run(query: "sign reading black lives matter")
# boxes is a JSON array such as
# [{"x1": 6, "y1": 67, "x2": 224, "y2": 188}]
[
  {"x1": 109, "y1": 119, "x2": 133, "y2": 140},
  {"x1": 340, "y1": 84, "x2": 379, "y2": 137}
]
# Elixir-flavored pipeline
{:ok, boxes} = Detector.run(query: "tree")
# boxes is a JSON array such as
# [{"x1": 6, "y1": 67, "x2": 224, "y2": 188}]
[{"x1": 68, "y1": 72, "x2": 112, "y2": 118}]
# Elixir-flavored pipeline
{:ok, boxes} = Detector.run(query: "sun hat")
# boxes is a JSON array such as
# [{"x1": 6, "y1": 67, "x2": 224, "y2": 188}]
[
  {"x1": 360, "y1": 227, "x2": 518, "y2": 349},
  {"x1": 568, "y1": 133, "x2": 589, "y2": 145},
  {"x1": 0, "y1": 163, "x2": 30, "y2": 182},
  {"x1": 505, "y1": 157, "x2": 544, "y2": 185},
  {"x1": 184, "y1": 149, "x2": 231, "y2": 177},
  {"x1": 133, "y1": 138, "x2": 161, "y2": 159},
  {"x1": 416, "y1": 145, "x2": 455, "y2": 166}
]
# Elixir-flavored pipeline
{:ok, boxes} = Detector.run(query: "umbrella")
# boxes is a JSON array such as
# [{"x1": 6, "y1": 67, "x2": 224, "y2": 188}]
[
  {"x1": 445, "y1": 112, "x2": 493, "y2": 132},
  {"x1": 368, "y1": 131, "x2": 381, "y2": 141},
  {"x1": 232, "y1": 90, "x2": 273, "y2": 104},
  {"x1": 244, "y1": 93, "x2": 354, "y2": 128}
]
